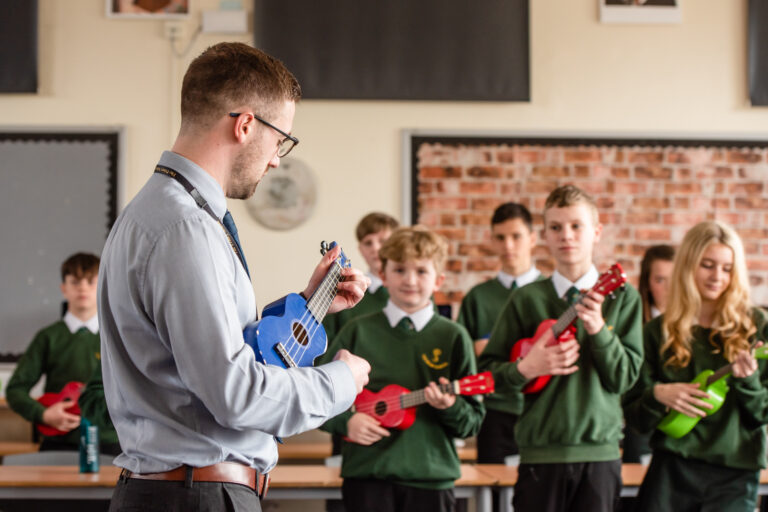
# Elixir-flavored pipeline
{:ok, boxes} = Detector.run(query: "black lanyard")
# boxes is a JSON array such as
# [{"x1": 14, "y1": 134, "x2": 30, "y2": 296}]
[{"x1": 154, "y1": 165, "x2": 249, "y2": 276}]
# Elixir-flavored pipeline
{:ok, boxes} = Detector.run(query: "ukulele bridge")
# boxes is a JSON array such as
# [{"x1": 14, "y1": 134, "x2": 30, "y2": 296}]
[{"x1": 275, "y1": 343, "x2": 298, "y2": 368}]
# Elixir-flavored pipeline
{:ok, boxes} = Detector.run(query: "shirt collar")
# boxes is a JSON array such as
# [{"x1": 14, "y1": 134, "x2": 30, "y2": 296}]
[
  {"x1": 158, "y1": 150, "x2": 228, "y2": 220},
  {"x1": 367, "y1": 272, "x2": 383, "y2": 294},
  {"x1": 551, "y1": 265, "x2": 599, "y2": 299},
  {"x1": 383, "y1": 300, "x2": 434, "y2": 332},
  {"x1": 497, "y1": 266, "x2": 541, "y2": 290},
  {"x1": 650, "y1": 306, "x2": 662, "y2": 319},
  {"x1": 63, "y1": 311, "x2": 99, "y2": 334}
]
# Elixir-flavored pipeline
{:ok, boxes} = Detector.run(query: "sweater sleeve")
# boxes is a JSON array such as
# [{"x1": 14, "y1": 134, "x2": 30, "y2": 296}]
[
  {"x1": 586, "y1": 285, "x2": 644, "y2": 394},
  {"x1": 729, "y1": 308, "x2": 768, "y2": 429},
  {"x1": 434, "y1": 328, "x2": 485, "y2": 439},
  {"x1": 78, "y1": 363, "x2": 114, "y2": 432},
  {"x1": 477, "y1": 298, "x2": 529, "y2": 391},
  {"x1": 623, "y1": 319, "x2": 669, "y2": 434},
  {"x1": 6, "y1": 330, "x2": 49, "y2": 424},
  {"x1": 318, "y1": 323, "x2": 355, "y2": 436},
  {"x1": 456, "y1": 291, "x2": 479, "y2": 340}
]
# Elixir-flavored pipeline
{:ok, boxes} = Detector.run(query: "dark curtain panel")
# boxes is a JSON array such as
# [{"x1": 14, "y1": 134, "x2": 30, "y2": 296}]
[
  {"x1": 254, "y1": 0, "x2": 529, "y2": 101},
  {"x1": 0, "y1": 1, "x2": 38, "y2": 93},
  {"x1": 749, "y1": 0, "x2": 768, "y2": 105}
]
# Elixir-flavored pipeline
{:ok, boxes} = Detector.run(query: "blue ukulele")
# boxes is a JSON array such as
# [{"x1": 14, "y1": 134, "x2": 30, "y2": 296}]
[{"x1": 243, "y1": 241, "x2": 351, "y2": 368}]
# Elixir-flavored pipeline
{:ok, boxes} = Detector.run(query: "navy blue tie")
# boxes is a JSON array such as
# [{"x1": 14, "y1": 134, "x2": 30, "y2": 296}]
[{"x1": 222, "y1": 210, "x2": 250, "y2": 279}]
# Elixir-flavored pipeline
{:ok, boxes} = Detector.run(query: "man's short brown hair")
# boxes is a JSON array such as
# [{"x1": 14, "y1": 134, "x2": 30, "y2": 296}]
[
  {"x1": 379, "y1": 226, "x2": 448, "y2": 274},
  {"x1": 61, "y1": 252, "x2": 100, "y2": 282},
  {"x1": 355, "y1": 212, "x2": 399, "y2": 241},
  {"x1": 181, "y1": 42, "x2": 301, "y2": 130},
  {"x1": 544, "y1": 184, "x2": 599, "y2": 224}
]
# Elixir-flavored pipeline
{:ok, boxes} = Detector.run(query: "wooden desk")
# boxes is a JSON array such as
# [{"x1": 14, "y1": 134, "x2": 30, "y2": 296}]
[
  {"x1": 0, "y1": 464, "x2": 494, "y2": 511},
  {"x1": 0, "y1": 442, "x2": 38, "y2": 456},
  {"x1": 277, "y1": 442, "x2": 477, "y2": 462}
]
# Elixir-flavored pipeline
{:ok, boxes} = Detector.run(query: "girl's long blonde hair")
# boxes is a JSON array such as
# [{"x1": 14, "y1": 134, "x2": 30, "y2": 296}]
[{"x1": 661, "y1": 221, "x2": 755, "y2": 368}]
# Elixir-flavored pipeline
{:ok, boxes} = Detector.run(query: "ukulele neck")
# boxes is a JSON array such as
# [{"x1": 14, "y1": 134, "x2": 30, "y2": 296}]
[
  {"x1": 306, "y1": 260, "x2": 344, "y2": 322},
  {"x1": 552, "y1": 302, "x2": 580, "y2": 338},
  {"x1": 399, "y1": 381, "x2": 456, "y2": 409}
]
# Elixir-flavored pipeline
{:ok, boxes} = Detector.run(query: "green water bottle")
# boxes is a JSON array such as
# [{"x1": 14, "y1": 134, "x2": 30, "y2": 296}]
[{"x1": 79, "y1": 417, "x2": 99, "y2": 473}]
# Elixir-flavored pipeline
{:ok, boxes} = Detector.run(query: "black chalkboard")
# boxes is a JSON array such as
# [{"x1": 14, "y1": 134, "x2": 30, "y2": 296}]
[{"x1": 254, "y1": 0, "x2": 530, "y2": 101}]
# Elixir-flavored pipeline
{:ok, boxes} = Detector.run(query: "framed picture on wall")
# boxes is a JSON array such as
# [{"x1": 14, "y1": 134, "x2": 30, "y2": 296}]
[
  {"x1": 600, "y1": 0, "x2": 681, "y2": 24},
  {"x1": 106, "y1": 0, "x2": 189, "y2": 19}
]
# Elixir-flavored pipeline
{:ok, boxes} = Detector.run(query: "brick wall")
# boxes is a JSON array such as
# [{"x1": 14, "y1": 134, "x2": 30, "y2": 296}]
[{"x1": 413, "y1": 139, "x2": 768, "y2": 316}]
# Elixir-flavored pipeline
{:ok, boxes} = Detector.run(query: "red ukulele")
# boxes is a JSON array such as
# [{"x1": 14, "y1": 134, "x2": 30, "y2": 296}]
[
  {"x1": 510, "y1": 263, "x2": 627, "y2": 394},
  {"x1": 351, "y1": 372, "x2": 495, "y2": 431},
  {"x1": 36, "y1": 381, "x2": 84, "y2": 436}
]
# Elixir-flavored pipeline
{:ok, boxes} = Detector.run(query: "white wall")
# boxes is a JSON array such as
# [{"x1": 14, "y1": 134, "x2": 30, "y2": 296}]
[{"x1": 0, "y1": 0, "x2": 764, "y2": 311}]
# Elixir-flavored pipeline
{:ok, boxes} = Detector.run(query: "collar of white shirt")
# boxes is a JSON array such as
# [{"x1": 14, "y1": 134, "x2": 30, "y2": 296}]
[
  {"x1": 497, "y1": 266, "x2": 541, "y2": 290},
  {"x1": 383, "y1": 300, "x2": 434, "y2": 332},
  {"x1": 63, "y1": 311, "x2": 99, "y2": 334},
  {"x1": 650, "y1": 306, "x2": 661, "y2": 319},
  {"x1": 367, "y1": 272, "x2": 383, "y2": 294},
  {"x1": 551, "y1": 265, "x2": 599, "y2": 300}
]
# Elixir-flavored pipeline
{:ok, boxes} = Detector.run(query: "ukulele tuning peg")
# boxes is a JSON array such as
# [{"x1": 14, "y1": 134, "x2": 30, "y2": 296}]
[{"x1": 320, "y1": 241, "x2": 329, "y2": 255}]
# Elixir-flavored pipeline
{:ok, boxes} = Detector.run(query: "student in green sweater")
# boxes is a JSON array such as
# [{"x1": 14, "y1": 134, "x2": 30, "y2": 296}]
[
  {"x1": 622, "y1": 244, "x2": 675, "y2": 466},
  {"x1": 322, "y1": 212, "x2": 399, "y2": 512},
  {"x1": 324, "y1": 212, "x2": 399, "y2": 350},
  {"x1": 6, "y1": 252, "x2": 118, "y2": 453},
  {"x1": 478, "y1": 185, "x2": 643, "y2": 512},
  {"x1": 624, "y1": 221, "x2": 768, "y2": 512},
  {"x1": 457, "y1": 202, "x2": 543, "y2": 470},
  {"x1": 321, "y1": 226, "x2": 485, "y2": 512}
]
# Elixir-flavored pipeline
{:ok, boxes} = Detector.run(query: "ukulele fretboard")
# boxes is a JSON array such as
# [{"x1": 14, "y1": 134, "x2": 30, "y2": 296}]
[{"x1": 306, "y1": 260, "x2": 344, "y2": 323}]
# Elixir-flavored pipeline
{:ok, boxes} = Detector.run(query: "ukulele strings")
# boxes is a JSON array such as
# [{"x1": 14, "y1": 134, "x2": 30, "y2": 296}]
[
  {"x1": 355, "y1": 383, "x2": 455, "y2": 412},
  {"x1": 286, "y1": 258, "x2": 344, "y2": 363},
  {"x1": 292, "y1": 260, "x2": 342, "y2": 362}
]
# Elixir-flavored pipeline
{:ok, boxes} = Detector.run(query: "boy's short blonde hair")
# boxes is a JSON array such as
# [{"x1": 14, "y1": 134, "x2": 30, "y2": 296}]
[
  {"x1": 355, "y1": 212, "x2": 399, "y2": 242},
  {"x1": 379, "y1": 225, "x2": 448, "y2": 273},
  {"x1": 544, "y1": 184, "x2": 599, "y2": 224}
]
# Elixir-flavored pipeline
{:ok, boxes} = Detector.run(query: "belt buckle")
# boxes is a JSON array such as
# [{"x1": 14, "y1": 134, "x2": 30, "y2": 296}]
[{"x1": 259, "y1": 473, "x2": 270, "y2": 499}]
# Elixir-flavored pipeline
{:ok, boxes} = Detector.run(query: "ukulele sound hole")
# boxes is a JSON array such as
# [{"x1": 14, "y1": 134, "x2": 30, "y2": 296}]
[
  {"x1": 375, "y1": 401, "x2": 388, "y2": 416},
  {"x1": 292, "y1": 322, "x2": 309, "y2": 346}
]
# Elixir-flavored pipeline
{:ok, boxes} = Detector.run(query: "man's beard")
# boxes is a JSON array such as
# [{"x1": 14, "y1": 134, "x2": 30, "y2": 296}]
[{"x1": 227, "y1": 143, "x2": 265, "y2": 200}]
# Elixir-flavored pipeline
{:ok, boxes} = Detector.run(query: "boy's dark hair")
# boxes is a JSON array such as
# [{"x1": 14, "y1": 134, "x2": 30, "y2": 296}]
[
  {"x1": 355, "y1": 212, "x2": 399, "y2": 242},
  {"x1": 639, "y1": 244, "x2": 675, "y2": 323},
  {"x1": 181, "y1": 42, "x2": 301, "y2": 131},
  {"x1": 491, "y1": 202, "x2": 533, "y2": 231},
  {"x1": 61, "y1": 253, "x2": 100, "y2": 282}
]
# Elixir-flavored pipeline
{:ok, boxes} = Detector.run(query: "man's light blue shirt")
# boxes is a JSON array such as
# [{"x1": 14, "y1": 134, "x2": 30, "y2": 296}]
[{"x1": 98, "y1": 151, "x2": 356, "y2": 473}]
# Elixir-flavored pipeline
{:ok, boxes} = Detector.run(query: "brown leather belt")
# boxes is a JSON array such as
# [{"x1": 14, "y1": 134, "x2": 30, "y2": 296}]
[{"x1": 124, "y1": 462, "x2": 269, "y2": 498}]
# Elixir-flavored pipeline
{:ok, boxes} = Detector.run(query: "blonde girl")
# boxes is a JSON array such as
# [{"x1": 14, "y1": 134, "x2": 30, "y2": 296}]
[{"x1": 625, "y1": 221, "x2": 768, "y2": 512}]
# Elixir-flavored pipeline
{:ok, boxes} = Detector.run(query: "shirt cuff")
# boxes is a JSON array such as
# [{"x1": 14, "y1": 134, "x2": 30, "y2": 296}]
[{"x1": 320, "y1": 359, "x2": 358, "y2": 417}]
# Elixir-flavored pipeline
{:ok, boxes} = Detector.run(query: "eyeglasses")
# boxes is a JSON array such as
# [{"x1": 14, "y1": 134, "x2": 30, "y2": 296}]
[{"x1": 228, "y1": 112, "x2": 299, "y2": 157}]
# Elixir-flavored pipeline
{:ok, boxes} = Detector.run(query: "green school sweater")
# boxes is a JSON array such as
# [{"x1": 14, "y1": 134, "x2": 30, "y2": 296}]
[
  {"x1": 623, "y1": 310, "x2": 768, "y2": 471},
  {"x1": 320, "y1": 311, "x2": 485, "y2": 489},
  {"x1": 323, "y1": 286, "x2": 390, "y2": 343},
  {"x1": 6, "y1": 321, "x2": 118, "y2": 447},
  {"x1": 457, "y1": 275, "x2": 546, "y2": 415},
  {"x1": 78, "y1": 362, "x2": 119, "y2": 447},
  {"x1": 477, "y1": 278, "x2": 643, "y2": 463}
]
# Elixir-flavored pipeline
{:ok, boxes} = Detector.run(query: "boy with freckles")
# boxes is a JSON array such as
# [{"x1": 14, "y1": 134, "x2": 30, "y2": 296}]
[
  {"x1": 478, "y1": 185, "x2": 643, "y2": 512},
  {"x1": 320, "y1": 226, "x2": 484, "y2": 512}
]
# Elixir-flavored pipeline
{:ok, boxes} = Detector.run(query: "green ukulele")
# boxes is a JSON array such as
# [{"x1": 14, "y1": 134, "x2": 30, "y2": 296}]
[{"x1": 658, "y1": 345, "x2": 768, "y2": 439}]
